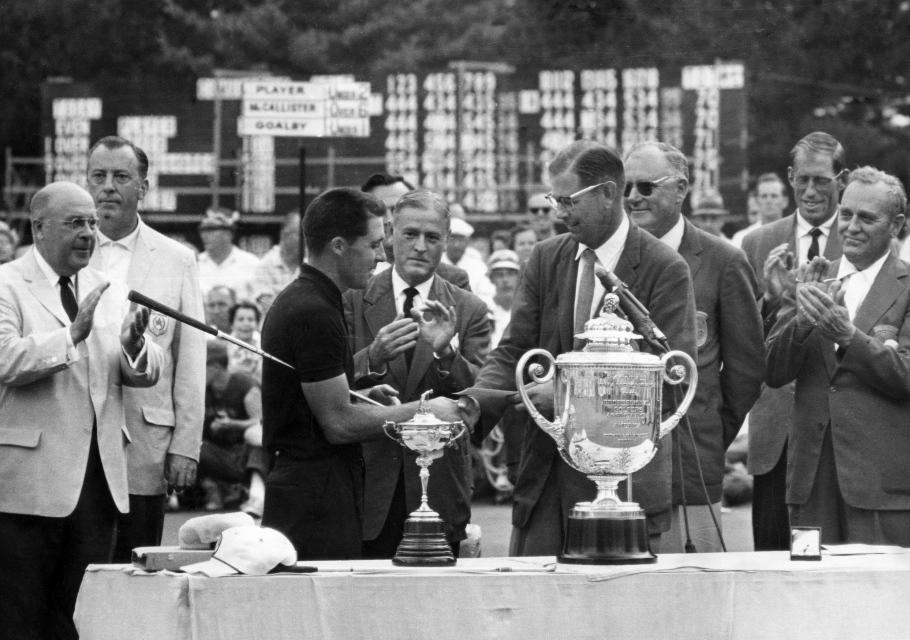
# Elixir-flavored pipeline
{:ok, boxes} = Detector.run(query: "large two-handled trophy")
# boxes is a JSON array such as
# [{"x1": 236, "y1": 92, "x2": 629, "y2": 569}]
[
  {"x1": 516, "y1": 293, "x2": 697, "y2": 564},
  {"x1": 383, "y1": 392, "x2": 466, "y2": 566}
]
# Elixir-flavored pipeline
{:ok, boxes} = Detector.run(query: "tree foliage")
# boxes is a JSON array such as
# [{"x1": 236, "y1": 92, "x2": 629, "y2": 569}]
[{"x1": 4, "y1": 0, "x2": 910, "y2": 188}]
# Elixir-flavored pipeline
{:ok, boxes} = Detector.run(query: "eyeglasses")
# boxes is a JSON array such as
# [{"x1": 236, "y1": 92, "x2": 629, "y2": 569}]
[
  {"x1": 49, "y1": 217, "x2": 98, "y2": 231},
  {"x1": 623, "y1": 176, "x2": 676, "y2": 198},
  {"x1": 545, "y1": 182, "x2": 607, "y2": 210},
  {"x1": 791, "y1": 169, "x2": 847, "y2": 189},
  {"x1": 529, "y1": 207, "x2": 552, "y2": 215}
]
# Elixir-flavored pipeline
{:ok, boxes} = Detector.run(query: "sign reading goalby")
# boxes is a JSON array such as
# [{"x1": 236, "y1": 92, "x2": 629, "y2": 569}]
[{"x1": 237, "y1": 79, "x2": 371, "y2": 138}]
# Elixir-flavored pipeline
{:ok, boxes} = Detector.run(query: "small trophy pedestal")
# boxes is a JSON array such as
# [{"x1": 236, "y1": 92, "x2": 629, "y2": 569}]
[
  {"x1": 558, "y1": 476, "x2": 656, "y2": 565},
  {"x1": 393, "y1": 509, "x2": 455, "y2": 566}
]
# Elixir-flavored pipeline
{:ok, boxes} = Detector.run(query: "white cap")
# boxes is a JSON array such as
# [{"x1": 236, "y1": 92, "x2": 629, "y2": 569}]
[
  {"x1": 178, "y1": 512, "x2": 256, "y2": 550},
  {"x1": 487, "y1": 249, "x2": 521, "y2": 272},
  {"x1": 181, "y1": 526, "x2": 297, "y2": 577},
  {"x1": 449, "y1": 217, "x2": 475, "y2": 238}
]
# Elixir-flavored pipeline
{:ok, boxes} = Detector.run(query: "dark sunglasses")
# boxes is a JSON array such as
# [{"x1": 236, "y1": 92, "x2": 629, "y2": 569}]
[
  {"x1": 529, "y1": 207, "x2": 552, "y2": 215},
  {"x1": 623, "y1": 175, "x2": 675, "y2": 198}
]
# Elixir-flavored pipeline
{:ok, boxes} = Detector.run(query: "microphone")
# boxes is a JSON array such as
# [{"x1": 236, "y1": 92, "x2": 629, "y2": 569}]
[{"x1": 593, "y1": 267, "x2": 668, "y2": 353}]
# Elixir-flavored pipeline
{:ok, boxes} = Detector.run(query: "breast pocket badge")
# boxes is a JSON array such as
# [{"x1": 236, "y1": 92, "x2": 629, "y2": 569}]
[
  {"x1": 695, "y1": 311, "x2": 709, "y2": 348},
  {"x1": 149, "y1": 311, "x2": 169, "y2": 337}
]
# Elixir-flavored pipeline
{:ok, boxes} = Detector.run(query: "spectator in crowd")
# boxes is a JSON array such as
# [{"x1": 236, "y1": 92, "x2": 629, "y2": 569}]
[
  {"x1": 624, "y1": 140, "x2": 765, "y2": 552},
  {"x1": 260, "y1": 187, "x2": 457, "y2": 560},
  {"x1": 204, "y1": 285, "x2": 236, "y2": 334},
  {"x1": 742, "y1": 131, "x2": 847, "y2": 551},
  {"x1": 227, "y1": 301, "x2": 263, "y2": 382},
  {"x1": 766, "y1": 166, "x2": 910, "y2": 546},
  {"x1": 690, "y1": 191, "x2": 729, "y2": 239},
  {"x1": 87, "y1": 135, "x2": 206, "y2": 561},
  {"x1": 511, "y1": 223, "x2": 539, "y2": 268},
  {"x1": 526, "y1": 192, "x2": 556, "y2": 239},
  {"x1": 484, "y1": 249, "x2": 521, "y2": 349},
  {"x1": 0, "y1": 221, "x2": 18, "y2": 264},
  {"x1": 0, "y1": 182, "x2": 162, "y2": 639},
  {"x1": 199, "y1": 340, "x2": 268, "y2": 517},
  {"x1": 197, "y1": 207, "x2": 260, "y2": 296},
  {"x1": 444, "y1": 217, "x2": 495, "y2": 299},
  {"x1": 732, "y1": 174, "x2": 789, "y2": 248},
  {"x1": 444, "y1": 140, "x2": 697, "y2": 556},
  {"x1": 344, "y1": 188, "x2": 490, "y2": 559},
  {"x1": 361, "y1": 172, "x2": 471, "y2": 290},
  {"x1": 248, "y1": 210, "x2": 301, "y2": 306},
  {"x1": 490, "y1": 229, "x2": 512, "y2": 253}
]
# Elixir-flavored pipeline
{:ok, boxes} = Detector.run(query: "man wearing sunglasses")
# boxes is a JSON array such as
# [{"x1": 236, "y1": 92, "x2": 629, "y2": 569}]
[
  {"x1": 741, "y1": 131, "x2": 847, "y2": 551},
  {"x1": 447, "y1": 140, "x2": 697, "y2": 556},
  {"x1": 624, "y1": 141, "x2": 765, "y2": 553},
  {"x1": 0, "y1": 181, "x2": 163, "y2": 639},
  {"x1": 526, "y1": 192, "x2": 556, "y2": 239}
]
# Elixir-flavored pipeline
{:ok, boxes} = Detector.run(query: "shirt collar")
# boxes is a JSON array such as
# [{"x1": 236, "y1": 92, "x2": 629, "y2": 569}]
[
  {"x1": 392, "y1": 265, "x2": 434, "y2": 301},
  {"x1": 575, "y1": 211, "x2": 631, "y2": 266},
  {"x1": 33, "y1": 245, "x2": 74, "y2": 289},
  {"x1": 835, "y1": 249, "x2": 890, "y2": 283},
  {"x1": 96, "y1": 219, "x2": 141, "y2": 252},
  {"x1": 657, "y1": 215, "x2": 686, "y2": 251},
  {"x1": 796, "y1": 209, "x2": 837, "y2": 237}
]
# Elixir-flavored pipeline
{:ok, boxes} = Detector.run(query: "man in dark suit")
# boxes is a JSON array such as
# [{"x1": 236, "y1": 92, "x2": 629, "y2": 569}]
[
  {"x1": 742, "y1": 132, "x2": 847, "y2": 550},
  {"x1": 624, "y1": 141, "x2": 765, "y2": 552},
  {"x1": 345, "y1": 188, "x2": 490, "y2": 557},
  {"x1": 443, "y1": 141, "x2": 697, "y2": 555},
  {"x1": 361, "y1": 173, "x2": 471, "y2": 290},
  {"x1": 0, "y1": 182, "x2": 162, "y2": 640},
  {"x1": 87, "y1": 136, "x2": 206, "y2": 561},
  {"x1": 766, "y1": 167, "x2": 910, "y2": 546}
]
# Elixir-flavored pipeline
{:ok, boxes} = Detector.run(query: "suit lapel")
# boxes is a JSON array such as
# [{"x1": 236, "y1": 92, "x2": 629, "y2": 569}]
[
  {"x1": 823, "y1": 218, "x2": 842, "y2": 260},
  {"x1": 363, "y1": 272, "x2": 407, "y2": 390},
  {"x1": 852, "y1": 254, "x2": 906, "y2": 336},
  {"x1": 679, "y1": 220, "x2": 703, "y2": 279},
  {"x1": 126, "y1": 224, "x2": 155, "y2": 289},
  {"x1": 557, "y1": 241, "x2": 580, "y2": 353},
  {"x1": 819, "y1": 260, "x2": 840, "y2": 377},
  {"x1": 403, "y1": 277, "x2": 452, "y2": 400},
  {"x1": 23, "y1": 249, "x2": 70, "y2": 327}
]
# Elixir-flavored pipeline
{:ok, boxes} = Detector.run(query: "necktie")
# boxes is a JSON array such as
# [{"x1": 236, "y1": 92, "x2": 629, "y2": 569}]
[
  {"x1": 403, "y1": 287, "x2": 418, "y2": 366},
  {"x1": 574, "y1": 249, "x2": 596, "y2": 349},
  {"x1": 807, "y1": 227, "x2": 822, "y2": 261},
  {"x1": 59, "y1": 276, "x2": 78, "y2": 322}
]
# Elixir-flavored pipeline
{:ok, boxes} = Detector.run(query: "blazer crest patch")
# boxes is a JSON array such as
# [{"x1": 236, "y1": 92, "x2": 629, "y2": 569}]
[
  {"x1": 872, "y1": 324, "x2": 899, "y2": 344},
  {"x1": 695, "y1": 311, "x2": 709, "y2": 348},
  {"x1": 148, "y1": 312, "x2": 169, "y2": 337}
]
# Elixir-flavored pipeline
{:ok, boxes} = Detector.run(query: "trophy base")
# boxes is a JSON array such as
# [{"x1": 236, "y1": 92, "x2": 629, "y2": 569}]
[
  {"x1": 558, "y1": 502, "x2": 656, "y2": 565},
  {"x1": 392, "y1": 515, "x2": 456, "y2": 566}
]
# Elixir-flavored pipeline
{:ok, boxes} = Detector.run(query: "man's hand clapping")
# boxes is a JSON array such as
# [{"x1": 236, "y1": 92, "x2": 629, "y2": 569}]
[
  {"x1": 69, "y1": 282, "x2": 110, "y2": 345},
  {"x1": 797, "y1": 279, "x2": 855, "y2": 347},
  {"x1": 415, "y1": 299, "x2": 457, "y2": 355},
  {"x1": 120, "y1": 301, "x2": 150, "y2": 358},
  {"x1": 763, "y1": 242, "x2": 796, "y2": 303},
  {"x1": 368, "y1": 312, "x2": 418, "y2": 370}
]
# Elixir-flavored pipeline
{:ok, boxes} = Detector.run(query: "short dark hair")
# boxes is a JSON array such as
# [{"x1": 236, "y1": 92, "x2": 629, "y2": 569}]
[
  {"x1": 361, "y1": 173, "x2": 416, "y2": 193},
  {"x1": 206, "y1": 340, "x2": 229, "y2": 368},
  {"x1": 789, "y1": 132, "x2": 846, "y2": 175},
  {"x1": 510, "y1": 223, "x2": 539, "y2": 247},
  {"x1": 548, "y1": 140, "x2": 625, "y2": 192},
  {"x1": 303, "y1": 188, "x2": 385, "y2": 255},
  {"x1": 89, "y1": 136, "x2": 149, "y2": 179},
  {"x1": 228, "y1": 301, "x2": 261, "y2": 326}
]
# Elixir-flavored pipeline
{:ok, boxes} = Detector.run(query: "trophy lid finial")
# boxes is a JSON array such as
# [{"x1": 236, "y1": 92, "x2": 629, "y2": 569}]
[{"x1": 574, "y1": 292, "x2": 641, "y2": 352}]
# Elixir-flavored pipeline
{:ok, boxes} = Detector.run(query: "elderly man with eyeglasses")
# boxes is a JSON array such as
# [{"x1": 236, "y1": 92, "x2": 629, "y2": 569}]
[
  {"x1": 442, "y1": 140, "x2": 697, "y2": 557},
  {"x1": 0, "y1": 181, "x2": 163, "y2": 639}
]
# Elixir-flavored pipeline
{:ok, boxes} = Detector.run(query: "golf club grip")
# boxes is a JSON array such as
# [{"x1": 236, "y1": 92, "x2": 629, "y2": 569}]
[{"x1": 127, "y1": 290, "x2": 217, "y2": 337}]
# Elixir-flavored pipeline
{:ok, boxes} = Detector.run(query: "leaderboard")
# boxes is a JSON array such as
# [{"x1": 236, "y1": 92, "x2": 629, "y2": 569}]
[{"x1": 41, "y1": 62, "x2": 745, "y2": 218}]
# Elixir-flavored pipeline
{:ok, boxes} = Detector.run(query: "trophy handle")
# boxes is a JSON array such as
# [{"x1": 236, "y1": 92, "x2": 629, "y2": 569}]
[
  {"x1": 657, "y1": 350, "x2": 698, "y2": 439},
  {"x1": 383, "y1": 421, "x2": 401, "y2": 443},
  {"x1": 516, "y1": 349, "x2": 568, "y2": 447}
]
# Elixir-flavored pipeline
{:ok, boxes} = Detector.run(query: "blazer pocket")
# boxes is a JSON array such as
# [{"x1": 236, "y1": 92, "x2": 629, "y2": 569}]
[
  {"x1": 142, "y1": 407, "x2": 176, "y2": 428},
  {"x1": 0, "y1": 428, "x2": 41, "y2": 448}
]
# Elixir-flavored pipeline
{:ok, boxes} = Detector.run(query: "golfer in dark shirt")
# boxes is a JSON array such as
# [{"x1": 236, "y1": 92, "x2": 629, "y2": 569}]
[{"x1": 261, "y1": 187, "x2": 460, "y2": 559}]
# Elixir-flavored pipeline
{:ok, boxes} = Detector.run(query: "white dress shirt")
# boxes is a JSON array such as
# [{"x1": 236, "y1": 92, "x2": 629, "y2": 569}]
[
  {"x1": 574, "y1": 212, "x2": 630, "y2": 326},
  {"x1": 795, "y1": 210, "x2": 837, "y2": 264},
  {"x1": 835, "y1": 250, "x2": 890, "y2": 321},
  {"x1": 95, "y1": 222, "x2": 141, "y2": 285},
  {"x1": 197, "y1": 246, "x2": 261, "y2": 297},
  {"x1": 657, "y1": 215, "x2": 686, "y2": 252}
]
